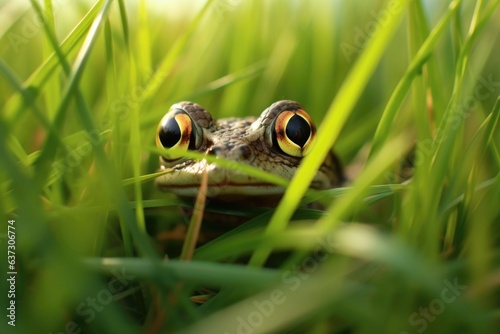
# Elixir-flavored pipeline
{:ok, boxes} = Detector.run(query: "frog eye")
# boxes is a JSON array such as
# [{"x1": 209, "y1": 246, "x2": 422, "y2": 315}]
[
  {"x1": 270, "y1": 108, "x2": 316, "y2": 157},
  {"x1": 156, "y1": 108, "x2": 202, "y2": 160}
]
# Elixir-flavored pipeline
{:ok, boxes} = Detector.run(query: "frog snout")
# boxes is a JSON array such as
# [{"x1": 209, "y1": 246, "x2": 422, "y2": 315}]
[{"x1": 208, "y1": 144, "x2": 254, "y2": 162}]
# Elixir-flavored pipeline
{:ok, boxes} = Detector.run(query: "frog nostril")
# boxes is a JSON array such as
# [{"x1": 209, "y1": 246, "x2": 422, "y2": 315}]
[
  {"x1": 208, "y1": 145, "x2": 222, "y2": 156},
  {"x1": 238, "y1": 145, "x2": 252, "y2": 159}
]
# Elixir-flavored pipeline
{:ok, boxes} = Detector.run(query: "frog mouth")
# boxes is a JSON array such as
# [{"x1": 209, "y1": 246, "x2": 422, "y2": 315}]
[
  {"x1": 157, "y1": 180, "x2": 285, "y2": 197},
  {"x1": 156, "y1": 162, "x2": 287, "y2": 197}
]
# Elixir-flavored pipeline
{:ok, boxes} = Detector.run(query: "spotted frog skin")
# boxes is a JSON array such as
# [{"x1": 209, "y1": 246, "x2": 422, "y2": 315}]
[{"x1": 155, "y1": 100, "x2": 344, "y2": 201}]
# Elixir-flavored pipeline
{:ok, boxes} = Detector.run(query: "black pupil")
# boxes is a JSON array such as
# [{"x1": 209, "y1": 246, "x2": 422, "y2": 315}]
[
  {"x1": 285, "y1": 115, "x2": 310, "y2": 147},
  {"x1": 159, "y1": 117, "x2": 181, "y2": 148}
]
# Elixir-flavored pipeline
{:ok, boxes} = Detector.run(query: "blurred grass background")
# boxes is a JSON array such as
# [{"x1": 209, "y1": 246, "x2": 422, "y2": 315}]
[{"x1": 0, "y1": 0, "x2": 499, "y2": 333}]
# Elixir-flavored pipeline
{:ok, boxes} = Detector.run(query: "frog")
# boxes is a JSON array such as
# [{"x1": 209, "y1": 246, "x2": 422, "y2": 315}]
[{"x1": 154, "y1": 100, "x2": 346, "y2": 252}]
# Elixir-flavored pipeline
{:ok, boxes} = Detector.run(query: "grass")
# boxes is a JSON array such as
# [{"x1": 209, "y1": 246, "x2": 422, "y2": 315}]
[{"x1": 0, "y1": 0, "x2": 499, "y2": 333}]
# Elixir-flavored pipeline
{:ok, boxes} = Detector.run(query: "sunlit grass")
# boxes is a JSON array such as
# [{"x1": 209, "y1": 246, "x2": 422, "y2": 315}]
[{"x1": 0, "y1": 0, "x2": 499, "y2": 333}]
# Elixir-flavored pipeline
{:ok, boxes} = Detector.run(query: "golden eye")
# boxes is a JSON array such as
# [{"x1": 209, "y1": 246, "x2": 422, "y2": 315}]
[
  {"x1": 271, "y1": 109, "x2": 316, "y2": 157},
  {"x1": 156, "y1": 108, "x2": 201, "y2": 160}
]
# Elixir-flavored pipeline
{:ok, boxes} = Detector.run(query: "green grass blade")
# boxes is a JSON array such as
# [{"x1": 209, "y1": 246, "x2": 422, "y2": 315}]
[
  {"x1": 250, "y1": 0, "x2": 411, "y2": 267},
  {"x1": 369, "y1": 0, "x2": 462, "y2": 159},
  {"x1": 139, "y1": 0, "x2": 216, "y2": 105},
  {"x1": 3, "y1": 0, "x2": 107, "y2": 121}
]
